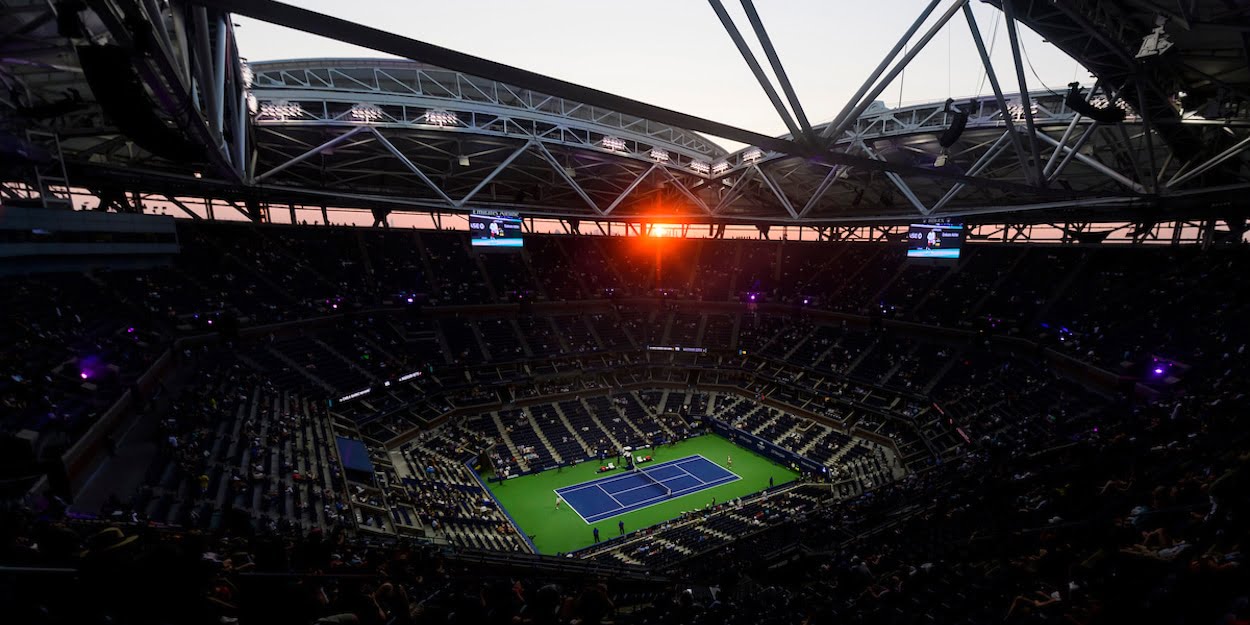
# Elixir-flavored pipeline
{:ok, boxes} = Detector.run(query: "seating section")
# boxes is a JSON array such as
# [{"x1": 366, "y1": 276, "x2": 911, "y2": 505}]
[
  {"x1": 7, "y1": 221, "x2": 1250, "y2": 625},
  {"x1": 122, "y1": 362, "x2": 349, "y2": 534}
]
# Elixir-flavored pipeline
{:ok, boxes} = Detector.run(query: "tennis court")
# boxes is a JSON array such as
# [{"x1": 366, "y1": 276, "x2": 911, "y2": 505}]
[{"x1": 555, "y1": 455, "x2": 738, "y2": 523}]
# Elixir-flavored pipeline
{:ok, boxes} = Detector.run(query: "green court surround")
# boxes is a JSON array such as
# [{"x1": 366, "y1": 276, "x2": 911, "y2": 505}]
[{"x1": 479, "y1": 433, "x2": 799, "y2": 554}]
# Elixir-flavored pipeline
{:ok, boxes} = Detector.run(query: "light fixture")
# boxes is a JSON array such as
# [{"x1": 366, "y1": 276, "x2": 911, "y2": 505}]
[
  {"x1": 425, "y1": 109, "x2": 458, "y2": 126},
  {"x1": 601, "y1": 136, "x2": 626, "y2": 151},
  {"x1": 934, "y1": 152, "x2": 949, "y2": 167},
  {"x1": 259, "y1": 100, "x2": 302, "y2": 119},
  {"x1": 240, "y1": 60, "x2": 254, "y2": 88},
  {"x1": 1070, "y1": 84, "x2": 1127, "y2": 124},
  {"x1": 690, "y1": 160, "x2": 711, "y2": 174},
  {"x1": 1006, "y1": 102, "x2": 1037, "y2": 122},
  {"x1": 350, "y1": 103, "x2": 383, "y2": 122},
  {"x1": 712, "y1": 161, "x2": 730, "y2": 175},
  {"x1": 1135, "y1": 16, "x2": 1173, "y2": 59},
  {"x1": 742, "y1": 148, "x2": 763, "y2": 162},
  {"x1": 458, "y1": 155, "x2": 470, "y2": 167},
  {"x1": 246, "y1": 93, "x2": 258, "y2": 115},
  {"x1": 649, "y1": 148, "x2": 670, "y2": 162},
  {"x1": 563, "y1": 166, "x2": 577, "y2": 178}
]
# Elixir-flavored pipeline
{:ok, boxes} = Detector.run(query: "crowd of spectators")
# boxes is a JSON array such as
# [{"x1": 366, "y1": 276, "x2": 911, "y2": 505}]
[{"x1": 3, "y1": 221, "x2": 1249, "y2": 624}]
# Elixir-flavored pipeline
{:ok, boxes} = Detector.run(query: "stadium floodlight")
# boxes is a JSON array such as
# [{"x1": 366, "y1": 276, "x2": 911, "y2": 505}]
[
  {"x1": 240, "y1": 60, "x2": 254, "y2": 89},
  {"x1": 563, "y1": 166, "x2": 577, "y2": 178},
  {"x1": 742, "y1": 148, "x2": 763, "y2": 163},
  {"x1": 602, "y1": 136, "x2": 627, "y2": 151},
  {"x1": 1074, "y1": 85, "x2": 1130, "y2": 124},
  {"x1": 424, "y1": 109, "x2": 458, "y2": 126},
  {"x1": 690, "y1": 160, "x2": 711, "y2": 174},
  {"x1": 259, "y1": 100, "x2": 303, "y2": 119},
  {"x1": 1007, "y1": 102, "x2": 1038, "y2": 122},
  {"x1": 712, "y1": 161, "x2": 730, "y2": 175},
  {"x1": 351, "y1": 103, "x2": 384, "y2": 122},
  {"x1": 649, "y1": 148, "x2": 670, "y2": 162}
]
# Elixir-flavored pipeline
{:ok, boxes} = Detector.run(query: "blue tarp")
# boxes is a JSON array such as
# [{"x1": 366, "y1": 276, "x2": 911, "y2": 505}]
[{"x1": 336, "y1": 436, "x2": 375, "y2": 474}]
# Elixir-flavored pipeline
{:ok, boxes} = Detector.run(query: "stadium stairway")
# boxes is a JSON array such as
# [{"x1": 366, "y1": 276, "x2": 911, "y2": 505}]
[
  {"x1": 261, "y1": 345, "x2": 336, "y2": 394},
  {"x1": 694, "y1": 524, "x2": 734, "y2": 541},
  {"x1": 468, "y1": 321, "x2": 495, "y2": 362},
  {"x1": 311, "y1": 337, "x2": 378, "y2": 384},
  {"x1": 967, "y1": 247, "x2": 1030, "y2": 315},
  {"x1": 842, "y1": 335, "x2": 884, "y2": 379},
  {"x1": 581, "y1": 398, "x2": 625, "y2": 450},
  {"x1": 1029, "y1": 248, "x2": 1092, "y2": 325},
  {"x1": 489, "y1": 411, "x2": 528, "y2": 472},
  {"x1": 523, "y1": 410, "x2": 563, "y2": 464},
  {"x1": 796, "y1": 426, "x2": 834, "y2": 456},
  {"x1": 551, "y1": 402, "x2": 593, "y2": 458},
  {"x1": 511, "y1": 319, "x2": 535, "y2": 358},
  {"x1": 877, "y1": 342, "x2": 917, "y2": 386},
  {"x1": 908, "y1": 261, "x2": 959, "y2": 312}
]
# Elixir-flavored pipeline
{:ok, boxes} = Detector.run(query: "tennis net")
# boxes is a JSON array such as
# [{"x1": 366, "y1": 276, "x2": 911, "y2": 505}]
[{"x1": 638, "y1": 467, "x2": 672, "y2": 498}]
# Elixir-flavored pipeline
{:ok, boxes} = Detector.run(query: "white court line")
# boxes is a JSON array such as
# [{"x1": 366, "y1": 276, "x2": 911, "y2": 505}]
[
  {"x1": 581, "y1": 462, "x2": 743, "y2": 523},
  {"x1": 598, "y1": 483, "x2": 627, "y2": 507},
  {"x1": 555, "y1": 489, "x2": 592, "y2": 525},
  {"x1": 554, "y1": 456, "x2": 701, "y2": 495},
  {"x1": 675, "y1": 454, "x2": 738, "y2": 482},
  {"x1": 607, "y1": 478, "x2": 672, "y2": 498},
  {"x1": 563, "y1": 454, "x2": 745, "y2": 524},
  {"x1": 582, "y1": 473, "x2": 742, "y2": 523},
  {"x1": 671, "y1": 463, "x2": 698, "y2": 480}
]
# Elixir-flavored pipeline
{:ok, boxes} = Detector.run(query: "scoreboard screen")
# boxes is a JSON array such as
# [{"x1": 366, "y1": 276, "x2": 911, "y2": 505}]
[
  {"x1": 907, "y1": 223, "x2": 964, "y2": 259},
  {"x1": 469, "y1": 212, "x2": 523, "y2": 249}
]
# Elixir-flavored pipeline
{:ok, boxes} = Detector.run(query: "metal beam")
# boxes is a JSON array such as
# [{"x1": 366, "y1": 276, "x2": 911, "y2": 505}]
[
  {"x1": 191, "y1": 7, "x2": 221, "y2": 138},
  {"x1": 861, "y1": 143, "x2": 929, "y2": 215},
  {"x1": 822, "y1": 0, "x2": 967, "y2": 142},
  {"x1": 999, "y1": 0, "x2": 1043, "y2": 187},
  {"x1": 193, "y1": 0, "x2": 798, "y2": 154},
  {"x1": 213, "y1": 15, "x2": 228, "y2": 135},
  {"x1": 530, "y1": 140, "x2": 604, "y2": 215},
  {"x1": 87, "y1": 0, "x2": 240, "y2": 181},
  {"x1": 1035, "y1": 131, "x2": 1147, "y2": 193},
  {"x1": 822, "y1": 0, "x2": 943, "y2": 139},
  {"x1": 739, "y1": 0, "x2": 814, "y2": 141},
  {"x1": 1043, "y1": 112, "x2": 1083, "y2": 178},
  {"x1": 707, "y1": 0, "x2": 803, "y2": 140},
  {"x1": 798, "y1": 165, "x2": 844, "y2": 217},
  {"x1": 367, "y1": 126, "x2": 458, "y2": 206},
  {"x1": 712, "y1": 168, "x2": 756, "y2": 215},
  {"x1": 931, "y1": 130, "x2": 1012, "y2": 212},
  {"x1": 754, "y1": 164, "x2": 798, "y2": 218},
  {"x1": 165, "y1": 195, "x2": 203, "y2": 219},
  {"x1": 1047, "y1": 122, "x2": 1099, "y2": 183},
  {"x1": 456, "y1": 141, "x2": 530, "y2": 207},
  {"x1": 962, "y1": 2, "x2": 1032, "y2": 185},
  {"x1": 604, "y1": 164, "x2": 659, "y2": 215},
  {"x1": 255, "y1": 125, "x2": 369, "y2": 181},
  {"x1": 657, "y1": 166, "x2": 714, "y2": 215},
  {"x1": 1166, "y1": 134, "x2": 1250, "y2": 189},
  {"x1": 1135, "y1": 79, "x2": 1158, "y2": 192}
]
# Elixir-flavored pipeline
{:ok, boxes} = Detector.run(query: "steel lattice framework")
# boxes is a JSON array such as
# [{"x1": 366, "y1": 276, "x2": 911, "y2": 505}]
[
  {"x1": 248, "y1": 64, "x2": 1161, "y2": 222},
  {"x1": 1, "y1": 0, "x2": 1248, "y2": 228}
]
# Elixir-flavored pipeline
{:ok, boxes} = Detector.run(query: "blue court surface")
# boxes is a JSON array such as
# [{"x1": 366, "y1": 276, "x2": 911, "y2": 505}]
[{"x1": 555, "y1": 455, "x2": 739, "y2": 523}]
